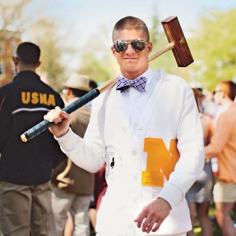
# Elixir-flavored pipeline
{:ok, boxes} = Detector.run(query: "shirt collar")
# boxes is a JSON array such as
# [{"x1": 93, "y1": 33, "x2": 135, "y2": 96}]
[{"x1": 14, "y1": 70, "x2": 40, "y2": 82}]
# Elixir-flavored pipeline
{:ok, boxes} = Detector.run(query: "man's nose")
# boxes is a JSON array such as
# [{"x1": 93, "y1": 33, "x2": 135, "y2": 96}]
[{"x1": 125, "y1": 43, "x2": 135, "y2": 54}]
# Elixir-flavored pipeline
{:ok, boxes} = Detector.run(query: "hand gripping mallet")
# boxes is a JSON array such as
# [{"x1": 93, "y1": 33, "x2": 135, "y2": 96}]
[{"x1": 20, "y1": 16, "x2": 193, "y2": 142}]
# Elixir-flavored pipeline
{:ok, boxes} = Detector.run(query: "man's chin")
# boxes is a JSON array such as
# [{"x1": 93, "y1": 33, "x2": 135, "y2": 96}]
[{"x1": 123, "y1": 65, "x2": 137, "y2": 72}]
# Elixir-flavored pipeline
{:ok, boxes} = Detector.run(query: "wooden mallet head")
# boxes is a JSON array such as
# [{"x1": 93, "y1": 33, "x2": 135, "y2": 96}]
[{"x1": 149, "y1": 16, "x2": 194, "y2": 67}]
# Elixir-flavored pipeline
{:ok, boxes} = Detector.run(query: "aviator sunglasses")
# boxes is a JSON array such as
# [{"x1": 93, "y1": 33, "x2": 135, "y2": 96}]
[{"x1": 113, "y1": 39, "x2": 147, "y2": 53}]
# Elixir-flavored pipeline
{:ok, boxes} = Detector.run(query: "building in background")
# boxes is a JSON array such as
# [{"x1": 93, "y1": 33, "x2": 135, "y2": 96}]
[{"x1": 0, "y1": 30, "x2": 21, "y2": 86}]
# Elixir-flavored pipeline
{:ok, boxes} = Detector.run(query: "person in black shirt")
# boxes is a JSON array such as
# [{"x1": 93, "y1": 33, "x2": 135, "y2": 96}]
[{"x1": 0, "y1": 42, "x2": 65, "y2": 236}]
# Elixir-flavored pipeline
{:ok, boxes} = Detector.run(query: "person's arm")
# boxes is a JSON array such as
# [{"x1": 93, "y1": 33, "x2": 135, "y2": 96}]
[
  {"x1": 49, "y1": 94, "x2": 68, "y2": 168},
  {"x1": 158, "y1": 85, "x2": 204, "y2": 208},
  {"x1": 46, "y1": 97, "x2": 105, "y2": 173},
  {"x1": 135, "y1": 84, "x2": 204, "y2": 233},
  {"x1": 206, "y1": 115, "x2": 214, "y2": 144},
  {"x1": 0, "y1": 92, "x2": 11, "y2": 152},
  {"x1": 205, "y1": 112, "x2": 231, "y2": 159}
]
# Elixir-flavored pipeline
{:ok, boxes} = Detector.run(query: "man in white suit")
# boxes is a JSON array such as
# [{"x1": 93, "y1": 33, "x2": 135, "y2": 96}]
[{"x1": 45, "y1": 16, "x2": 204, "y2": 236}]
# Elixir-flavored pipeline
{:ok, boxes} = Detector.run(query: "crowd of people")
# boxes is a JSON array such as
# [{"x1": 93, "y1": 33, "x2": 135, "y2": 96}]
[
  {"x1": 0, "y1": 15, "x2": 235, "y2": 236},
  {"x1": 186, "y1": 83, "x2": 236, "y2": 236}
]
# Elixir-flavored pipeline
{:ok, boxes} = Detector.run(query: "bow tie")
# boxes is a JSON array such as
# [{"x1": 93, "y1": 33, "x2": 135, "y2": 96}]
[{"x1": 116, "y1": 77, "x2": 147, "y2": 92}]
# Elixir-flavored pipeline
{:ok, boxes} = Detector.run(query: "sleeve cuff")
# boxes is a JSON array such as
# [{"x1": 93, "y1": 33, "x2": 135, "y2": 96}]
[
  {"x1": 54, "y1": 127, "x2": 72, "y2": 141},
  {"x1": 157, "y1": 182, "x2": 184, "y2": 208},
  {"x1": 54, "y1": 128, "x2": 82, "y2": 152}
]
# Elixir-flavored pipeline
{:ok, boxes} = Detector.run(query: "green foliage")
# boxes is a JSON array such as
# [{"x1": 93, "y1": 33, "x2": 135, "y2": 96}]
[
  {"x1": 190, "y1": 9, "x2": 236, "y2": 90},
  {"x1": 79, "y1": 52, "x2": 114, "y2": 83},
  {"x1": 0, "y1": 0, "x2": 32, "y2": 31},
  {"x1": 0, "y1": 1, "x2": 65, "y2": 90},
  {"x1": 149, "y1": 15, "x2": 175, "y2": 73},
  {"x1": 78, "y1": 26, "x2": 118, "y2": 83},
  {"x1": 29, "y1": 20, "x2": 66, "y2": 90}
]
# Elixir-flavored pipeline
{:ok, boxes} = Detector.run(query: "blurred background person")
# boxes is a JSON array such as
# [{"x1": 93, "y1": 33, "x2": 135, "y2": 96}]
[
  {"x1": 51, "y1": 74, "x2": 97, "y2": 236},
  {"x1": 205, "y1": 80, "x2": 236, "y2": 236},
  {"x1": 201, "y1": 89, "x2": 219, "y2": 119},
  {"x1": 0, "y1": 42, "x2": 65, "y2": 236},
  {"x1": 186, "y1": 88, "x2": 214, "y2": 236},
  {"x1": 88, "y1": 164, "x2": 107, "y2": 235}
]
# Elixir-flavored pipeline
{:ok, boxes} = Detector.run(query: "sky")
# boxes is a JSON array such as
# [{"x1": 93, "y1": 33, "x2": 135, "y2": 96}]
[
  {"x1": 38, "y1": 0, "x2": 236, "y2": 45},
  {"x1": 23, "y1": 0, "x2": 236, "y2": 71}
]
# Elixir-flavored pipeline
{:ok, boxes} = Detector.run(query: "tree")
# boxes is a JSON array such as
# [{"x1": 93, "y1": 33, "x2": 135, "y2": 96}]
[
  {"x1": 78, "y1": 26, "x2": 118, "y2": 83},
  {"x1": 190, "y1": 9, "x2": 236, "y2": 90},
  {"x1": 0, "y1": 0, "x2": 64, "y2": 87},
  {"x1": 29, "y1": 19, "x2": 66, "y2": 90},
  {"x1": 149, "y1": 14, "x2": 176, "y2": 73},
  {"x1": 0, "y1": 0, "x2": 32, "y2": 32}
]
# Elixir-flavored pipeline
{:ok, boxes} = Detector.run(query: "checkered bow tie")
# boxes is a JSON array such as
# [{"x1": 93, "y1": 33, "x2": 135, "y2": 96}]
[{"x1": 116, "y1": 76, "x2": 147, "y2": 92}]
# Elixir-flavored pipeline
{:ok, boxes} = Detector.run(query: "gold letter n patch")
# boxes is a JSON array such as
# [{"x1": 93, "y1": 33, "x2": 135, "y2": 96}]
[{"x1": 142, "y1": 138, "x2": 180, "y2": 187}]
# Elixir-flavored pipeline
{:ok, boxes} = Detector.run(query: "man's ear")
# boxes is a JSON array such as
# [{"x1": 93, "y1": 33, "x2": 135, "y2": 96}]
[
  {"x1": 147, "y1": 42, "x2": 153, "y2": 53},
  {"x1": 12, "y1": 56, "x2": 19, "y2": 65},
  {"x1": 111, "y1": 46, "x2": 116, "y2": 55},
  {"x1": 36, "y1": 61, "x2": 41, "y2": 68}
]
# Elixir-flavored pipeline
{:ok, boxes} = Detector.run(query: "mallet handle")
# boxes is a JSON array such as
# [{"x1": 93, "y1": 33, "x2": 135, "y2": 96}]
[
  {"x1": 20, "y1": 79, "x2": 116, "y2": 142},
  {"x1": 149, "y1": 42, "x2": 175, "y2": 62},
  {"x1": 20, "y1": 43, "x2": 175, "y2": 143}
]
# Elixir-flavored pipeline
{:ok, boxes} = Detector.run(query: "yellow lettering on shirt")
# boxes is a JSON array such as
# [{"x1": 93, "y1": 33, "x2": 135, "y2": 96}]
[
  {"x1": 31, "y1": 92, "x2": 39, "y2": 104},
  {"x1": 20, "y1": 92, "x2": 56, "y2": 106},
  {"x1": 142, "y1": 138, "x2": 180, "y2": 187},
  {"x1": 21, "y1": 92, "x2": 31, "y2": 104},
  {"x1": 39, "y1": 93, "x2": 48, "y2": 105},
  {"x1": 47, "y1": 94, "x2": 56, "y2": 106}
]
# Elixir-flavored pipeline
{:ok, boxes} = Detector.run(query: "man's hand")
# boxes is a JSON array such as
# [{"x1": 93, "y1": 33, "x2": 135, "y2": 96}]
[
  {"x1": 134, "y1": 197, "x2": 171, "y2": 233},
  {"x1": 44, "y1": 106, "x2": 70, "y2": 138}
]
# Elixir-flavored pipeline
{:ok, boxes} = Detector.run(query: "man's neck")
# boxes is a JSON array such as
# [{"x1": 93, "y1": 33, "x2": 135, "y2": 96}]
[{"x1": 18, "y1": 64, "x2": 36, "y2": 73}]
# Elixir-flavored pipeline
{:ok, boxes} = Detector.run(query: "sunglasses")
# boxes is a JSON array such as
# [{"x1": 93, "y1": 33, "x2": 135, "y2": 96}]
[{"x1": 113, "y1": 39, "x2": 147, "y2": 53}]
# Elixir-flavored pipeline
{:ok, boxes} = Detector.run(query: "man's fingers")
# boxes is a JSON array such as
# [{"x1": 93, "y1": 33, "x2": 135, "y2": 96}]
[
  {"x1": 142, "y1": 218, "x2": 156, "y2": 233},
  {"x1": 44, "y1": 107, "x2": 60, "y2": 122},
  {"x1": 60, "y1": 111, "x2": 69, "y2": 119},
  {"x1": 55, "y1": 106, "x2": 61, "y2": 111},
  {"x1": 135, "y1": 211, "x2": 159, "y2": 233},
  {"x1": 134, "y1": 211, "x2": 147, "y2": 228},
  {"x1": 44, "y1": 106, "x2": 68, "y2": 123},
  {"x1": 140, "y1": 215, "x2": 151, "y2": 231},
  {"x1": 152, "y1": 220, "x2": 162, "y2": 232}
]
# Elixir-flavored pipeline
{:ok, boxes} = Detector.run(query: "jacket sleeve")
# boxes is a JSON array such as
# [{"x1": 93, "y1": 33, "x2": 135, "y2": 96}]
[
  {"x1": 0, "y1": 92, "x2": 12, "y2": 152},
  {"x1": 158, "y1": 85, "x2": 205, "y2": 208},
  {"x1": 50, "y1": 93, "x2": 67, "y2": 167},
  {"x1": 55, "y1": 97, "x2": 106, "y2": 173}
]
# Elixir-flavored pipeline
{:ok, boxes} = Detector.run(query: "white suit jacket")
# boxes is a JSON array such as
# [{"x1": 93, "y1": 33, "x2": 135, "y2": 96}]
[{"x1": 57, "y1": 70, "x2": 204, "y2": 235}]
